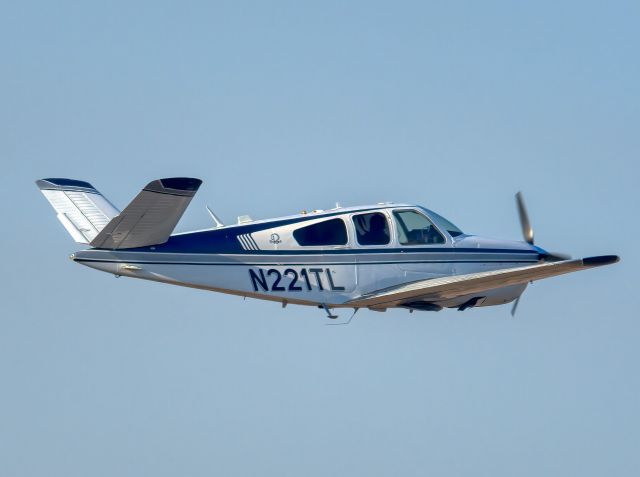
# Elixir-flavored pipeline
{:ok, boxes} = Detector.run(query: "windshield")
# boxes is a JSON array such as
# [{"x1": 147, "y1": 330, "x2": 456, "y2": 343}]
[{"x1": 423, "y1": 209, "x2": 464, "y2": 237}]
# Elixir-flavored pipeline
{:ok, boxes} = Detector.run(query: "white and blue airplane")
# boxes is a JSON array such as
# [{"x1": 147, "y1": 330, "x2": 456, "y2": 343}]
[{"x1": 36, "y1": 177, "x2": 619, "y2": 318}]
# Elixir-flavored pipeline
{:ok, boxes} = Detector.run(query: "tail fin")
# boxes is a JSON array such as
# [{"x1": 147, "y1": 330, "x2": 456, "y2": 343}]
[
  {"x1": 89, "y1": 177, "x2": 202, "y2": 249},
  {"x1": 36, "y1": 178, "x2": 120, "y2": 244},
  {"x1": 37, "y1": 177, "x2": 203, "y2": 249}
]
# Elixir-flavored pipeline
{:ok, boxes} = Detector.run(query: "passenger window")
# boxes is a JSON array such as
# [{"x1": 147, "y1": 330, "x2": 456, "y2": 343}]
[
  {"x1": 293, "y1": 218, "x2": 348, "y2": 246},
  {"x1": 352, "y1": 212, "x2": 390, "y2": 246},
  {"x1": 393, "y1": 210, "x2": 445, "y2": 245}
]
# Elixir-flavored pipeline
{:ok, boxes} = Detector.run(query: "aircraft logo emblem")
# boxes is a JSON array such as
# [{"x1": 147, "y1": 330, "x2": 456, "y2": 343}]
[{"x1": 269, "y1": 233, "x2": 281, "y2": 244}]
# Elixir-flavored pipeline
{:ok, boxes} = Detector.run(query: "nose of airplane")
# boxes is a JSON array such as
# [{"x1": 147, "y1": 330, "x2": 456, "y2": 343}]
[
  {"x1": 534, "y1": 246, "x2": 572, "y2": 262},
  {"x1": 454, "y1": 235, "x2": 538, "y2": 252}
]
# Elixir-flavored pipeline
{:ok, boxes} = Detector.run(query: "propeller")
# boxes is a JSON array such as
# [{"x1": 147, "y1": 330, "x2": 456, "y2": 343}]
[
  {"x1": 510, "y1": 295, "x2": 521, "y2": 317},
  {"x1": 515, "y1": 191, "x2": 570, "y2": 262},
  {"x1": 511, "y1": 191, "x2": 571, "y2": 317},
  {"x1": 515, "y1": 191, "x2": 534, "y2": 245}
]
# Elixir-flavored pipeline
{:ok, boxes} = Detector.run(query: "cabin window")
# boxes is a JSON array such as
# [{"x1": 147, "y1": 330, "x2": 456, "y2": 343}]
[
  {"x1": 293, "y1": 218, "x2": 348, "y2": 246},
  {"x1": 352, "y1": 212, "x2": 390, "y2": 246},
  {"x1": 393, "y1": 210, "x2": 445, "y2": 245}
]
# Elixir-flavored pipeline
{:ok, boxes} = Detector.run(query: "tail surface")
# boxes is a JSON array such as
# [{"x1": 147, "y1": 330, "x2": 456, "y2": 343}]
[
  {"x1": 36, "y1": 177, "x2": 202, "y2": 249},
  {"x1": 36, "y1": 178, "x2": 120, "y2": 244},
  {"x1": 90, "y1": 177, "x2": 202, "y2": 249}
]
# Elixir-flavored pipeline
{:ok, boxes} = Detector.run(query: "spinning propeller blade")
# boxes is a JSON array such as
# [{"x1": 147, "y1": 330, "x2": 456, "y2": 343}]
[
  {"x1": 515, "y1": 192, "x2": 571, "y2": 262},
  {"x1": 515, "y1": 191, "x2": 534, "y2": 245},
  {"x1": 511, "y1": 191, "x2": 572, "y2": 316},
  {"x1": 510, "y1": 296, "x2": 521, "y2": 317}
]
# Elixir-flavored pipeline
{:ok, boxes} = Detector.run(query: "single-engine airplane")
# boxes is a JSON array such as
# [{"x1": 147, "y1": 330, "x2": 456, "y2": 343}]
[{"x1": 36, "y1": 177, "x2": 619, "y2": 318}]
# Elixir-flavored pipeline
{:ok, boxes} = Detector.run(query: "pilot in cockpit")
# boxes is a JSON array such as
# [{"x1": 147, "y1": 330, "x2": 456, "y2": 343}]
[{"x1": 367, "y1": 213, "x2": 389, "y2": 244}]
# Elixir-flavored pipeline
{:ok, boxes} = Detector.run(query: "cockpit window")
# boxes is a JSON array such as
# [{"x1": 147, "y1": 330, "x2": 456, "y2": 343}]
[
  {"x1": 293, "y1": 218, "x2": 348, "y2": 246},
  {"x1": 425, "y1": 209, "x2": 464, "y2": 237},
  {"x1": 352, "y1": 212, "x2": 390, "y2": 246},
  {"x1": 393, "y1": 210, "x2": 445, "y2": 245}
]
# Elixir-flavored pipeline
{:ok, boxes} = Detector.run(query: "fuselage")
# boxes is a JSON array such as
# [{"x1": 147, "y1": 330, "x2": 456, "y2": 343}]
[{"x1": 72, "y1": 203, "x2": 546, "y2": 311}]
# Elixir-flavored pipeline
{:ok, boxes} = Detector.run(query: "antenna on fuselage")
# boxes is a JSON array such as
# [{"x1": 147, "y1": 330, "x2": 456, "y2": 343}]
[
  {"x1": 325, "y1": 308, "x2": 359, "y2": 326},
  {"x1": 206, "y1": 206, "x2": 224, "y2": 228}
]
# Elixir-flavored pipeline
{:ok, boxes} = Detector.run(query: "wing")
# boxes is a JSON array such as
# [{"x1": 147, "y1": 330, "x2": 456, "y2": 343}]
[
  {"x1": 347, "y1": 255, "x2": 620, "y2": 309},
  {"x1": 90, "y1": 177, "x2": 202, "y2": 250}
]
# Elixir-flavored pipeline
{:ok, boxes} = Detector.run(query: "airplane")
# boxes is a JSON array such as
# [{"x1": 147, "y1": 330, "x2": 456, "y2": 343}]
[{"x1": 36, "y1": 177, "x2": 619, "y2": 319}]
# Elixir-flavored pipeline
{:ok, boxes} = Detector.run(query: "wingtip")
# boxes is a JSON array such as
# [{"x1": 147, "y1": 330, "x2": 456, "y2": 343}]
[
  {"x1": 35, "y1": 178, "x2": 96, "y2": 191},
  {"x1": 143, "y1": 177, "x2": 203, "y2": 196},
  {"x1": 159, "y1": 177, "x2": 202, "y2": 192},
  {"x1": 582, "y1": 255, "x2": 620, "y2": 267}
]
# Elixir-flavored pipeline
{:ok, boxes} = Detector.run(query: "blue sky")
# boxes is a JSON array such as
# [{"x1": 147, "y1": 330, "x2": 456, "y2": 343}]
[{"x1": 1, "y1": 1, "x2": 638, "y2": 476}]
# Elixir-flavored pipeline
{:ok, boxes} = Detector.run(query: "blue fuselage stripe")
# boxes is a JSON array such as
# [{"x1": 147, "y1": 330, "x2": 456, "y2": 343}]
[{"x1": 74, "y1": 258, "x2": 538, "y2": 266}]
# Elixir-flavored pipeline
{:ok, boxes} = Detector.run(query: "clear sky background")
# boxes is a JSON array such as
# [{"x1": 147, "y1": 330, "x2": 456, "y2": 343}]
[{"x1": 1, "y1": 1, "x2": 638, "y2": 476}]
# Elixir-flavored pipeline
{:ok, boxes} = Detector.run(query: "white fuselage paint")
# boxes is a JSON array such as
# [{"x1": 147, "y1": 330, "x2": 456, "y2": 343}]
[
  {"x1": 72, "y1": 239, "x2": 537, "y2": 309},
  {"x1": 71, "y1": 204, "x2": 543, "y2": 311}
]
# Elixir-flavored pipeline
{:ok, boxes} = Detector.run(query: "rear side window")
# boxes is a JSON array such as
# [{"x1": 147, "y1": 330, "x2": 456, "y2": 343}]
[
  {"x1": 352, "y1": 212, "x2": 390, "y2": 245},
  {"x1": 293, "y1": 218, "x2": 348, "y2": 246}
]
